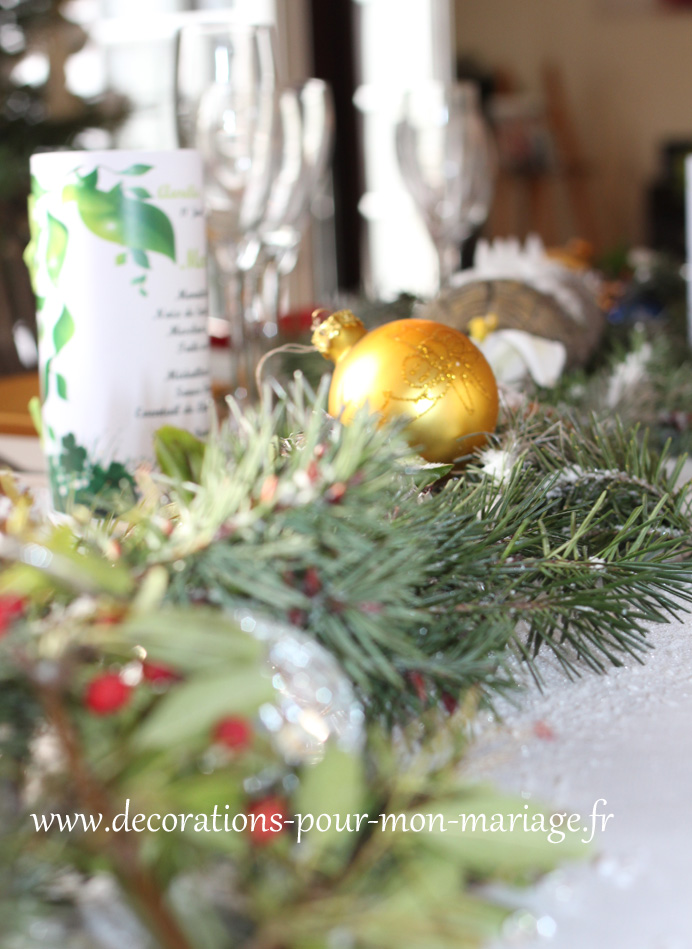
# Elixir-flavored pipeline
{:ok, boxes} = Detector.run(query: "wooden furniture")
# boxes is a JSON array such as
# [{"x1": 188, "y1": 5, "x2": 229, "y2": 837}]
[
  {"x1": 489, "y1": 63, "x2": 601, "y2": 249},
  {"x1": 0, "y1": 371, "x2": 40, "y2": 435}
]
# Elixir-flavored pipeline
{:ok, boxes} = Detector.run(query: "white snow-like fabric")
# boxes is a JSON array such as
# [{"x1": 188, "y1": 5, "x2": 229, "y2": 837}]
[{"x1": 463, "y1": 599, "x2": 692, "y2": 948}]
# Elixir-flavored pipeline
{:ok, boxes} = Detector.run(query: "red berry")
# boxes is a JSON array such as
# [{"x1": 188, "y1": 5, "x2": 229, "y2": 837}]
[
  {"x1": 213, "y1": 716, "x2": 253, "y2": 751},
  {"x1": 360, "y1": 601, "x2": 383, "y2": 615},
  {"x1": 306, "y1": 460, "x2": 320, "y2": 484},
  {"x1": 142, "y1": 662, "x2": 180, "y2": 684},
  {"x1": 408, "y1": 671, "x2": 427, "y2": 704},
  {"x1": 259, "y1": 474, "x2": 279, "y2": 505},
  {"x1": 247, "y1": 795, "x2": 288, "y2": 845},
  {"x1": 325, "y1": 482, "x2": 346, "y2": 504},
  {"x1": 287, "y1": 608, "x2": 307, "y2": 628},
  {"x1": 0, "y1": 594, "x2": 25, "y2": 636},
  {"x1": 85, "y1": 673, "x2": 132, "y2": 716},
  {"x1": 441, "y1": 691, "x2": 458, "y2": 715},
  {"x1": 303, "y1": 567, "x2": 322, "y2": 597}
]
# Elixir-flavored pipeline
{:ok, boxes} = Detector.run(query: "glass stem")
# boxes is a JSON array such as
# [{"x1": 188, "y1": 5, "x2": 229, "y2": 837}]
[
  {"x1": 433, "y1": 238, "x2": 460, "y2": 290},
  {"x1": 261, "y1": 253, "x2": 281, "y2": 328},
  {"x1": 220, "y1": 267, "x2": 250, "y2": 398}
]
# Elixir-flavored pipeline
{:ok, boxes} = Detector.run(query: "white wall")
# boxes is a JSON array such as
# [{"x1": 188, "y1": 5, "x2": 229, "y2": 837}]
[{"x1": 456, "y1": 0, "x2": 692, "y2": 248}]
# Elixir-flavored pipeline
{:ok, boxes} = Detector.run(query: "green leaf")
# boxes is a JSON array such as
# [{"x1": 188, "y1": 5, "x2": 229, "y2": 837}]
[
  {"x1": 115, "y1": 252, "x2": 127, "y2": 265},
  {"x1": 30, "y1": 174, "x2": 47, "y2": 200},
  {"x1": 131, "y1": 275, "x2": 146, "y2": 285},
  {"x1": 74, "y1": 183, "x2": 176, "y2": 262},
  {"x1": 130, "y1": 187, "x2": 151, "y2": 199},
  {"x1": 79, "y1": 169, "x2": 99, "y2": 189},
  {"x1": 56, "y1": 374, "x2": 67, "y2": 400},
  {"x1": 154, "y1": 426, "x2": 206, "y2": 483},
  {"x1": 28, "y1": 397, "x2": 42, "y2": 438},
  {"x1": 119, "y1": 164, "x2": 153, "y2": 176},
  {"x1": 58, "y1": 433, "x2": 87, "y2": 474},
  {"x1": 402, "y1": 786, "x2": 586, "y2": 875},
  {"x1": 117, "y1": 609, "x2": 264, "y2": 670},
  {"x1": 132, "y1": 248, "x2": 150, "y2": 269},
  {"x1": 134, "y1": 669, "x2": 274, "y2": 750},
  {"x1": 52, "y1": 307, "x2": 75, "y2": 355},
  {"x1": 51, "y1": 523, "x2": 135, "y2": 594},
  {"x1": 42, "y1": 356, "x2": 52, "y2": 402},
  {"x1": 294, "y1": 745, "x2": 366, "y2": 869},
  {"x1": 46, "y1": 214, "x2": 68, "y2": 285}
]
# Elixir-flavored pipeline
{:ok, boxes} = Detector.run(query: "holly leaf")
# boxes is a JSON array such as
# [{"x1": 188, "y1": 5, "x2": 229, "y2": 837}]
[
  {"x1": 294, "y1": 745, "x2": 366, "y2": 869},
  {"x1": 154, "y1": 426, "x2": 206, "y2": 483},
  {"x1": 116, "y1": 609, "x2": 264, "y2": 671},
  {"x1": 134, "y1": 669, "x2": 274, "y2": 750}
]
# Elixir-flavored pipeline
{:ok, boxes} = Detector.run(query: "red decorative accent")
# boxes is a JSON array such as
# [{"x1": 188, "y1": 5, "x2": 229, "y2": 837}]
[
  {"x1": 247, "y1": 795, "x2": 289, "y2": 845},
  {"x1": 408, "y1": 671, "x2": 427, "y2": 704},
  {"x1": 0, "y1": 594, "x2": 25, "y2": 635},
  {"x1": 85, "y1": 673, "x2": 132, "y2": 716},
  {"x1": 325, "y1": 482, "x2": 347, "y2": 504},
  {"x1": 441, "y1": 691, "x2": 458, "y2": 715},
  {"x1": 359, "y1": 601, "x2": 383, "y2": 615},
  {"x1": 278, "y1": 307, "x2": 320, "y2": 337},
  {"x1": 142, "y1": 662, "x2": 181, "y2": 684},
  {"x1": 259, "y1": 474, "x2": 279, "y2": 505},
  {"x1": 303, "y1": 568, "x2": 322, "y2": 597},
  {"x1": 533, "y1": 720, "x2": 556, "y2": 741},
  {"x1": 306, "y1": 460, "x2": 320, "y2": 484},
  {"x1": 288, "y1": 608, "x2": 308, "y2": 628},
  {"x1": 213, "y1": 716, "x2": 253, "y2": 751}
]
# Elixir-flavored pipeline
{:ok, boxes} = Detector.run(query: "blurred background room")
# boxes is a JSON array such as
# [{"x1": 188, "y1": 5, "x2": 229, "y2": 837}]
[{"x1": 3, "y1": 0, "x2": 692, "y2": 406}]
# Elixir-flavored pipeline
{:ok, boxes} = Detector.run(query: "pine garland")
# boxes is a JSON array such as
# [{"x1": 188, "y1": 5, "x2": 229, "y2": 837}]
[
  {"x1": 3, "y1": 351, "x2": 692, "y2": 946},
  {"x1": 7, "y1": 373, "x2": 685, "y2": 719}
]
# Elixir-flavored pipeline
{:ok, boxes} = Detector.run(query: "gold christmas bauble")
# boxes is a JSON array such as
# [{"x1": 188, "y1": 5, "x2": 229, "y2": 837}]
[{"x1": 313, "y1": 312, "x2": 499, "y2": 464}]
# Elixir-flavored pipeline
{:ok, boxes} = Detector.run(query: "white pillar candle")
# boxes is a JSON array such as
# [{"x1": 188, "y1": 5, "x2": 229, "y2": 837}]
[{"x1": 26, "y1": 149, "x2": 211, "y2": 511}]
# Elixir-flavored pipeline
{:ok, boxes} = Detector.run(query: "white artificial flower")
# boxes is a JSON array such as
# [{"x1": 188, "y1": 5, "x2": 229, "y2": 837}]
[{"x1": 477, "y1": 329, "x2": 567, "y2": 388}]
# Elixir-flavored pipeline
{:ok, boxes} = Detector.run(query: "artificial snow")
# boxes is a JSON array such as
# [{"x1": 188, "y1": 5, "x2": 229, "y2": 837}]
[{"x1": 462, "y1": 612, "x2": 692, "y2": 948}]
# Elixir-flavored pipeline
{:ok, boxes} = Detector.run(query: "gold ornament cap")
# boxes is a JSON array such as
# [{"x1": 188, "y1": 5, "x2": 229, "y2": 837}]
[{"x1": 312, "y1": 310, "x2": 368, "y2": 364}]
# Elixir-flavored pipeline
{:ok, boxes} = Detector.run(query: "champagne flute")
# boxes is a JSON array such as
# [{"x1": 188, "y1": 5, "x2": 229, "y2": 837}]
[
  {"x1": 395, "y1": 81, "x2": 495, "y2": 289},
  {"x1": 174, "y1": 21, "x2": 279, "y2": 397},
  {"x1": 255, "y1": 79, "x2": 335, "y2": 329}
]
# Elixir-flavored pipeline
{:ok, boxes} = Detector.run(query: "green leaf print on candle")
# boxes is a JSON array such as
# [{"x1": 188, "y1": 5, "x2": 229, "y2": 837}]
[
  {"x1": 64, "y1": 171, "x2": 176, "y2": 262},
  {"x1": 53, "y1": 306, "x2": 75, "y2": 354},
  {"x1": 46, "y1": 213, "x2": 68, "y2": 285}
]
